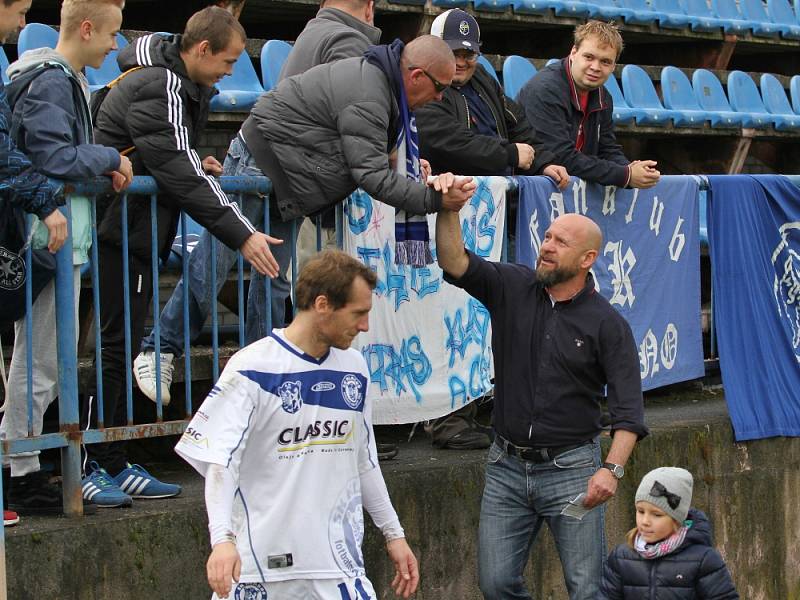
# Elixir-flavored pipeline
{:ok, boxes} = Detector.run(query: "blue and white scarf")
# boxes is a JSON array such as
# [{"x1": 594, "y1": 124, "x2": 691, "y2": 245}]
[{"x1": 365, "y1": 40, "x2": 433, "y2": 267}]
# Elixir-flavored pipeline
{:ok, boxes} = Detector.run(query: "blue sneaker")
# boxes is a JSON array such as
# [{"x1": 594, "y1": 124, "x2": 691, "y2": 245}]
[
  {"x1": 113, "y1": 464, "x2": 181, "y2": 499},
  {"x1": 82, "y1": 463, "x2": 133, "y2": 508}
]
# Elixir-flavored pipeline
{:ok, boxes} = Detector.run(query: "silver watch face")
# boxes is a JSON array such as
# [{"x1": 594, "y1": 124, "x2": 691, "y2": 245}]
[{"x1": 605, "y1": 463, "x2": 624, "y2": 478}]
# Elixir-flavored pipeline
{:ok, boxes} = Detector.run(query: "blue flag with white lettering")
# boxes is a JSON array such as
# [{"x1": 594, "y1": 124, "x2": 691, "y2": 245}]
[
  {"x1": 708, "y1": 175, "x2": 800, "y2": 440},
  {"x1": 516, "y1": 175, "x2": 704, "y2": 391}
]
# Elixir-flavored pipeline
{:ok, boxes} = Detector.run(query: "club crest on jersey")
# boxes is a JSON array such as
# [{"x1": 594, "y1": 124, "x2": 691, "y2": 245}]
[
  {"x1": 278, "y1": 380, "x2": 303, "y2": 414},
  {"x1": 234, "y1": 582, "x2": 268, "y2": 600},
  {"x1": 329, "y1": 477, "x2": 365, "y2": 576},
  {"x1": 340, "y1": 374, "x2": 363, "y2": 409}
]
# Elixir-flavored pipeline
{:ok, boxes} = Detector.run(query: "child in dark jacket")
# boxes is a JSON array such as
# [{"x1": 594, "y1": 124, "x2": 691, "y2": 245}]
[{"x1": 598, "y1": 467, "x2": 738, "y2": 600}]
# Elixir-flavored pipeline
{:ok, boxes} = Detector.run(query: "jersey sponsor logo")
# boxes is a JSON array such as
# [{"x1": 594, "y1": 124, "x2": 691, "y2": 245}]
[
  {"x1": 311, "y1": 381, "x2": 336, "y2": 392},
  {"x1": 278, "y1": 380, "x2": 303, "y2": 414},
  {"x1": 179, "y1": 426, "x2": 208, "y2": 448},
  {"x1": 329, "y1": 477, "x2": 365, "y2": 577},
  {"x1": 233, "y1": 582, "x2": 267, "y2": 600},
  {"x1": 340, "y1": 374, "x2": 363, "y2": 410},
  {"x1": 278, "y1": 420, "x2": 352, "y2": 449}
]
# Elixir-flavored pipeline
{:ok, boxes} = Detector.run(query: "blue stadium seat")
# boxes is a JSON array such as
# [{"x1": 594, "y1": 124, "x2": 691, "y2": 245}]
[
  {"x1": 759, "y1": 73, "x2": 800, "y2": 129},
  {"x1": 210, "y1": 49, "x2": 263, "y2": 112},
  {"x1": 0, "y1": 46, "x2": 9, "y2": 85},
  {"x1": 682, "y1": 0, "x2": 726, "y2": 31},
  {"x1": 740, "y1": 0, "x2": 783, "y2": 36},
  {"x1": 545, "y1": 58, "x2": 560, "y2": 66},
  {"x1": 766, "y1": 0, "x2": 800, "y2": 38},
  {"x1": 727, "y1": 70, "x2": 777, "y2": 128},
  {"x1": 620, "y1": 64, "x2": 676, "y2": 126},
  {"x1": 260, "y1": 40, "x2": 292, "y2": 92},
  {"x1": 474, "y1": 0, "x2": 513, "y2": 10},
  {"x1": 502, "y1": 55, "x2": 537, "y2": 100},
  {"x1": 512, "y1": 0, "x2": 592, "y2": 17},
  {"x1": 586, "y1": 0, "x2": 636, "y2": 21},
  {"x1": 652, "y1": 0, "x2": 695, "y2": 28},
  {"x1": 790, "y1": 75, "x2": 800, "y2": 113},
  {"x1": 17, "y1": 23, "x2": 58, "y2": 54},
  {"x1": 603, "y1": 74, "x2": 649, "y2": 125},
  {"x1": 432, "y1": 0, "x2": 469, "y2": 7},
  {"x1": 660, "y1": 66, "x2": 710, "y2": 127},
  {"x1": 86, "y1": 33, "x2": 128, "y2": 92},
  {"x1": 691, "y1": 68, "x2": 744, "y2": 128},
  {"x1": 616, "y1": 0, "x2": 660, "y2": 24},
  {"x1": 711, "y1": 0, "x2": 758, "y2": 34},
  {"x1": 387, "y1": 0, "x2": 425, "y2": 5},
  {"x1": 477, "y1": 55, "x2": 500, "y2": 84}
]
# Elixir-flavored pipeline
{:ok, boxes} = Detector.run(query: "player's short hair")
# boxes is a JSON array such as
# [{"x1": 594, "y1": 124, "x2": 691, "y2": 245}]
[
  {"x1": 181, "y1": 5, "x2": 246, "y2": 54},
  {"x1": 295, "y1": 250, "x2": 377, "y2": 311},
  {"x1": 60, "y1": 0, "x2": 124, "y2": 35},
  {"x1": 573, "y1": 20, "x2": 624, "y2": 58}
]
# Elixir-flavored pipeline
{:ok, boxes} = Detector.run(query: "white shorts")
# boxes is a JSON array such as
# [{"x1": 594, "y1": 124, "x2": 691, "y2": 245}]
[{"x1": 213, "y1": 576, "x2": 376, "y2": 600}]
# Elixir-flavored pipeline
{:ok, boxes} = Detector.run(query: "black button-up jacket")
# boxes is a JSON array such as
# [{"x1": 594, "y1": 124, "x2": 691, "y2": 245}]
[{"x1": 445, "y1": 251, "x2": 648, "y2": 447}]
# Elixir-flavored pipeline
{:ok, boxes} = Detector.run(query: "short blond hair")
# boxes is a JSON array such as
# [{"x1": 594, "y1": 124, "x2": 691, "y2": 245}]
[
  {"x1": 60, "y1": 0, "x2": 124, "y2": 35},
  {"x1": 573, "y1": 20, "x2": 624, "y2": 59}
]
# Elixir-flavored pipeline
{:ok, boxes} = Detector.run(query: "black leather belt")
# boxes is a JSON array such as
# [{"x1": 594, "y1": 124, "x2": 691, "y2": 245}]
[{"x1": 496, "y1": 435, "x2": 590, "y2": 464}]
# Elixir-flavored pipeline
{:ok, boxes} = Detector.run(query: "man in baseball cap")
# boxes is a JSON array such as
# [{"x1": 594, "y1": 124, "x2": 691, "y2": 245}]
[{"x1": 417, "y1": 8, "x2": 569, "y2": 451}]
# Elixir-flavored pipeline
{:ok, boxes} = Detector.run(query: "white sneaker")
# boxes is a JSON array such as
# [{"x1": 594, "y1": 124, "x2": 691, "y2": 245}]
[{"x1": 133, "y1": 351, "x2": 174, "y2": 405}]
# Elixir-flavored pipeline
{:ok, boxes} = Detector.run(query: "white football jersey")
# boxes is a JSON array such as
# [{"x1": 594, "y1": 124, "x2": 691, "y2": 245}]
[{"x1": 176, "y1": 330, "x2": 378, "y2": 583}]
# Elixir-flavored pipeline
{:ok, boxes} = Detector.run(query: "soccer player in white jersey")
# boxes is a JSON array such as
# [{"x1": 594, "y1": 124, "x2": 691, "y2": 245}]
[{"x1": 175, "y1": 250, "x2": 419, "y2": 600}]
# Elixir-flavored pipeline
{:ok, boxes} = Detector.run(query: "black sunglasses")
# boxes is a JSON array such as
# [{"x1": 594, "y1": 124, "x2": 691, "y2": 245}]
[{"x1": 408, "y1": 66, "x2": 449, "y2": 93}]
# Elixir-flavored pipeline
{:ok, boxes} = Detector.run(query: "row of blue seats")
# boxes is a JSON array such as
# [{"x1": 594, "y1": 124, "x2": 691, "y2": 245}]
[
  {"x1": 503, "y1": 56, "x2": 800, "y2": 130},
  {"x1": 1, "y1": 24, "x2": 299, "y2": 112},
  {"x1": 399, "y1": 0, "x2": 800, "y2": 40}
]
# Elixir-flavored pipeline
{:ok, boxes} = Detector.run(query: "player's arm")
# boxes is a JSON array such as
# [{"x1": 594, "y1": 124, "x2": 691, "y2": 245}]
[
  {"x1": 205, "y1": 463, "x2": 241, "y2": 599},
  {"x1": 361, "y1": 467, "x2": 419, "y2": 598}
]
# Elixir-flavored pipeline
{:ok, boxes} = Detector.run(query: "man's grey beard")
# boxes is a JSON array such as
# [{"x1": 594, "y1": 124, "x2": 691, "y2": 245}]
[{"x1": 535, "y1": 263, "x2": 580, "y2": 287}]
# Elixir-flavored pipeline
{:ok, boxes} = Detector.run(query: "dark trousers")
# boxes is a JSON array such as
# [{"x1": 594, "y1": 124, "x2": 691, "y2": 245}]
[{"x1": 81, "y1": 242, "x2": 154, "y2": 476}]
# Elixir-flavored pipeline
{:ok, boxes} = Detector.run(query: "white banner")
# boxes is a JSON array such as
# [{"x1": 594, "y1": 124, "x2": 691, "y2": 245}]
[{"x1": 344, "y1": 177, "x2": 507, "y2": 424}]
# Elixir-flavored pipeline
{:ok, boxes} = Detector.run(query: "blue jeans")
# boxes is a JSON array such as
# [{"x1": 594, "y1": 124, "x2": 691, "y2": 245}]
[
  {"x1": 141, "y1": 136, "x2": 293, "y2": 357},
  {"x1": 478, "y1": 439, "x2": 606, "y2": 600}
]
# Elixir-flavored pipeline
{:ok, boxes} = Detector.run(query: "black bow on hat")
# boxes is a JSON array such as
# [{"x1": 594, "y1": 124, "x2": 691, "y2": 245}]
[{"x1": 650, "y1": 480, "x2": 682, "y2": 509}]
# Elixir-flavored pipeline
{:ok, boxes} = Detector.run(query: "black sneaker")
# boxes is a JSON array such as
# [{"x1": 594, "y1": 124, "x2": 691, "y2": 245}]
[
  {"x1": 9, "y1": 470, "x2": 97, "y2": 516},
  {"x1": 443, "y1": 429, "x2": 492, "y2": 450}
]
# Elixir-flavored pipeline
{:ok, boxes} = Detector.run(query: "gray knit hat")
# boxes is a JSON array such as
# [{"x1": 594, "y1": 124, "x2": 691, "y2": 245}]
[{"x1": 635, "y1": 467, "x2": 693, "y2": 524}]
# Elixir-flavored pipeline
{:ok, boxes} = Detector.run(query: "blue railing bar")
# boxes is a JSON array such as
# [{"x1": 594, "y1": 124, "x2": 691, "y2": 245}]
[
  {"x1": 335, "y1": 202, "x2": 344, "y2": 253},
  {"x1": 264, "y1": 198, "x2": 272, "y2": 332},
  {"x1": 315, "y1": 215, "x2": 322, "y2": 252},
  {"x1": 24, "y1": 217, "x2": 33, "y2": 437},
  {"x1": 181, "y1": 212, "x2": 192, "y2": 417},
  {"x1": 90, "y1": 199, "x2": 104, "y2": 424},
  {"x1": 210, "y1": 233, "x2": 219, "y2": 383},
  {"x1": 54, "y1": 200, "x2": 83, "y2": 516},
  {"x1": 237, "y1": 193, "x2": 246, "y2": 348},
  {"x1": 68, "y1": 175, "x2": 272, "y2": 196},
  {"x1": 82, "y1": 420, "x2": 188, "y2": 444},
  {"x1": 5, "y1": 432, "x2": 69, "y2": 454},
  {"x1": 151, "y1": 195, "x2": 163, "y2": 421},
  {"x1": 121, "y1": 195, "x2": 133, "y2": 426},
  {"x1": 0, "y1": 442, "x2": 6, "y2": 600}
]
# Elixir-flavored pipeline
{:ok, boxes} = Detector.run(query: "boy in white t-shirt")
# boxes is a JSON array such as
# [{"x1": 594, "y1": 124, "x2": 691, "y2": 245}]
[{"x1": 176, "y1": 250, "x2": 419, "y2": 600}]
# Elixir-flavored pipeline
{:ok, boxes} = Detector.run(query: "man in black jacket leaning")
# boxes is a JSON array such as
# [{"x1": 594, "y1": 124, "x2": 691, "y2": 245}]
[
  {"x1": 518, "y1": 20, "x2": 660, "y2": 189},
  {"x1": 82, "y1": 7, "x2": 278, "y2": 504},
  {"x1": 417, "y1": 9, "x2": 569, "y2": 451},
  {"x1": 418, "y1": 9, "x2": 569, "y2": 185}
]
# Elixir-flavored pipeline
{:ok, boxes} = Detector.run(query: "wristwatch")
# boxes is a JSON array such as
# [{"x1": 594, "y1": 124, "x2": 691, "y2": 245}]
[{"x1": 601, "y1": 462, "x2": 625, "y2": 479}]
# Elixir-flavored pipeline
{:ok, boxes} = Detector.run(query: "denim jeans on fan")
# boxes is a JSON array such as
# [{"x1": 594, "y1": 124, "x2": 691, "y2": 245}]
[
  {"x1": 140, "y1": 135, "x2": 293, "y2": 357},
  {"x1": 478, "y1": 439, "x2": 605, "y2": 600}
]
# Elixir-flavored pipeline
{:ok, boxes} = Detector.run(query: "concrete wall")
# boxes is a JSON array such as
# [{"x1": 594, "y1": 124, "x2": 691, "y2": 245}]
[{"x1": 6, "y1": 400, "x2": 800, "y2": 599}]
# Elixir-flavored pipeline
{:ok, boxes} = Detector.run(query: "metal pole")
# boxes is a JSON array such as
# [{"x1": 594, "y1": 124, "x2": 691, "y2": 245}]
[{"x1": 54, "y1": 201, "x2": 83, "y2": 517}]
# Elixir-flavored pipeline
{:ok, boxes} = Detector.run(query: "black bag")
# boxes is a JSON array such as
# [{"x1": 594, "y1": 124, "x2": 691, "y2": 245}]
[{"x1": 0, "y1": 202, "x2": 56, "y2": 325}]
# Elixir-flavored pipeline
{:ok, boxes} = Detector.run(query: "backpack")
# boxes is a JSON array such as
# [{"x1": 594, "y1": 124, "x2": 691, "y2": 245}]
[{"x1": 89, "y1": 66, "x2": 143, "y2": 156}]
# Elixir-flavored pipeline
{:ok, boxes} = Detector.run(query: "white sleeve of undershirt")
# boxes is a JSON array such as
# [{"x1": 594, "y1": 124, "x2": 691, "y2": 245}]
[
  {"x1": 360, "y1": 466, "x2": 405, "y2": 541},
  {"x1": 205, "y1": 463, "x2": 238, "y2": 546}
]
